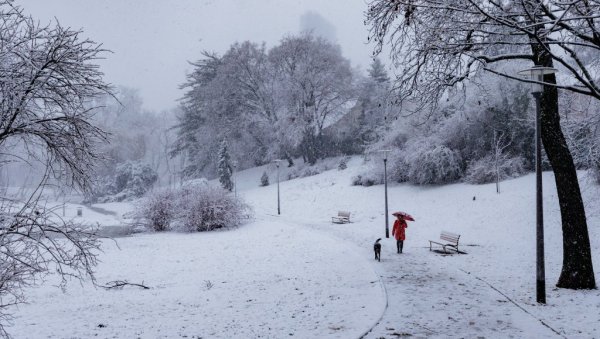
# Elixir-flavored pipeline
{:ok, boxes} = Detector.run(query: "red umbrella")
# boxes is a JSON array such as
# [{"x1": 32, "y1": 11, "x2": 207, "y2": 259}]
[{"x1": 392, "y1": 211, "x2": 415, "y2": 221}]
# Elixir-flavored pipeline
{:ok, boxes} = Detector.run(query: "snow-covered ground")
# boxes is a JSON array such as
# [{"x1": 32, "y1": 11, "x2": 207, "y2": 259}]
[{"x1": 7, "y1": 157, "x2": 600, "y2": 338}]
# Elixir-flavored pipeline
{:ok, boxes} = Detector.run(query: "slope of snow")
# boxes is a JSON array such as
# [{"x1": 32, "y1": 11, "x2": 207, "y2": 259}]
[{"x1": 6, "y1": 156, "x2": 600, "y2": 338}]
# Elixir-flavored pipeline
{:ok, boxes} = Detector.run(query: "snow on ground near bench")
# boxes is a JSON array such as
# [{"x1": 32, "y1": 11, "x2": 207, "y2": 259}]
[
  {"x1": 7, "y1": 156, "x2": 600, "y2": 338},
  {"x1": 240, "y1": 158, "x2": 600, "y2": 338}
]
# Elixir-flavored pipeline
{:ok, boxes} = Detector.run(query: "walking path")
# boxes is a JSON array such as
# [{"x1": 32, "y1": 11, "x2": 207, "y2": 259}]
[{"x1": 271, "y1": 212, "x2": 562, "y2": 339}]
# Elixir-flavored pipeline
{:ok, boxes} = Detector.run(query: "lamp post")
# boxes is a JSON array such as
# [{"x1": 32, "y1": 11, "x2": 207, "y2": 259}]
[
  {"x1": 378, "y1": 149, "x2": 392, "y2": 238},
  {"x1": 518, "y1": 66, "x2": 557, "y2": 304},
  {"x1": 273, "y1": 159, "x2": 282, "y2": 215}
]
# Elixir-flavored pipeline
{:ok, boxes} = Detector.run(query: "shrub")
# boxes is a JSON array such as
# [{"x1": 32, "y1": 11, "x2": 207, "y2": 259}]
[
  {"x1": 260, "y1": 171, "x2": 269, "y2": 186},
  {"x1": 464, "y1": 155, "x2": 527, "y2": 184},
  {"x1": 338, "y1": 157, "x2": 349, "y2": 170},
  {"x1": 388, "y1": 151, "x2": 410, "y2": 183},
  {"x1": 286, "y1": 161, "x2": 334, "y2": 180},
  {"x1": 352, "y1": 151, "x2": 404, "y2": 186},
  {"x1": 351, "y1": 168, "x2": 384, "y2": 187},
  {"x1": 177, "y1": 185, "x2": 250, "y2": 232},
  {"x1": 135, "y1": 183, "x2": 251, "y2": 232},
  {"x1": 114, "y1": 161, "x2": 158, "y2": 197},
  {"x1": 139, "y1": 189, "x2": 174, "y2": 231},
  {"x1": 89, "y1": 161, "x2": 158, "y2": 203},
  {"x1": 404, "y1": 138, "x2": 464, "y2": 185}
]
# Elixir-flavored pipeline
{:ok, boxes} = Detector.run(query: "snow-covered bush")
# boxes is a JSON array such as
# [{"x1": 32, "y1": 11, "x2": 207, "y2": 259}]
[
  {"x1": 286, "y1": 161, "x2": 334, "y2": 180},
  {"x1": 351, "y1": 171, "x2": 384, "y2": 186},
  {"x1": 353, "y1": 151, "x2": 404, "y2": 186},
  {"x1": 114, "y1": 161, "x2": 158, "y2": 197},
  {"x1": 338, "y1": 157, "x2": 349, "y2": 170},
  {"x1": 135, "y1": 183, "x2": 251, "y2": 232},
  {"x1": 260, "y1": 171, "x2": 269, "y2": 186},
  {"x1": 388, "y1": 151, "x2": 410, "y2": 183},
  {"x1": 177, "y1": 185, "x2": 250, "y2": 232},
  {"x1": 139, "y1": 189, "x2": 175, "y2": 231},
  {"x1": 464, "y1": 155, "x2": 526, "y2": 184},
  {"x1": 404, "y1": 138, "x2": 464, "y2": 185},
  {"x1": 89, "y1": 161, "x2": 158, "y2": 203}
]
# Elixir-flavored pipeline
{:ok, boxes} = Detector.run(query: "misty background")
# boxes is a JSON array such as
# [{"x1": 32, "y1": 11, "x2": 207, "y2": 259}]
[{"x1": 18, "y1": 0, "x2": 373, "y2": 111}]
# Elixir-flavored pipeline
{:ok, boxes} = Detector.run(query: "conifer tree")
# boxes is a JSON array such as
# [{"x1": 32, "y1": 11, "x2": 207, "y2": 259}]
[
  {"x1": 217, "y1": 139, "x2": 234, "y2": 191},
  {"x1": 260, "y1": 171, "x2": 269, "y2": 186},
  {"x1": 368, "y1": 58, "x2": 389, "y2": 83}
]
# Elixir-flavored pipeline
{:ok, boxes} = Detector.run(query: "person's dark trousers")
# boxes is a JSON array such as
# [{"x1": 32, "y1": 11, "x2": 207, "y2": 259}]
[{"x1": 396, "y1": 240, "x2": 404, "y2": 253}]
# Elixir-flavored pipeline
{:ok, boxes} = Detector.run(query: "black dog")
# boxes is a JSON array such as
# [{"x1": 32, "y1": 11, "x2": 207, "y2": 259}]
[{"x1": 374, "y1": 238, "x2": 382, "y2": 261}]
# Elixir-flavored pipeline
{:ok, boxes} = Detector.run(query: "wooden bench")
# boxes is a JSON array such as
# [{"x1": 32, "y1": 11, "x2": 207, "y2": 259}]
[
  {"x1": 429, "y1": 231, "x2": 461, "y2": 254},
  {"x1": 331, "y1": 211, "x2": 351, "y2": 224}
]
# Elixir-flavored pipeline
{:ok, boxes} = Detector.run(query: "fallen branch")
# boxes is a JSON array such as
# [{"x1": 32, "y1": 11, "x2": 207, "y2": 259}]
[{"x1": 101, "y1": 280, "x2": 150, "y2": 290}]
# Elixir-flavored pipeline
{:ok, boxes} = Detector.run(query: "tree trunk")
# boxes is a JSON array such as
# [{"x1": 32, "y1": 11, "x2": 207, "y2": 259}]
[{"x1": 533, "y1": 46, "x2": 596, "y2": 289}]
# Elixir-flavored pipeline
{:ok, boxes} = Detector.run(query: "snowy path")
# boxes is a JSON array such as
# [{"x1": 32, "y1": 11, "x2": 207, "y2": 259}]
[
  {"x1": 8, "y1": 219, "x2": 384, "y2": 338},
  {"x1": 240, "y1": 163, "x2": 595, "y2": 339},
  {"x1": 275, "y1": 214, "x2": 563, "y2": 339}
]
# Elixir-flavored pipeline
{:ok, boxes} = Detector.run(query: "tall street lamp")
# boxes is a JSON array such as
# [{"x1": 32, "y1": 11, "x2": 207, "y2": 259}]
[
  {"x1": 273, "y1": 159, "x2": 282, "y2": 215},
  {"x1": 378, "y1": 149, "x2": 391, "y2": 238},
  {"x1": 518, "y1": 65, "x2": 557, "y2": 304}
]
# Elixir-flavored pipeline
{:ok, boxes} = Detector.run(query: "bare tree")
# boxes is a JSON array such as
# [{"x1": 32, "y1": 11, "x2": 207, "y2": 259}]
[
  {"x1": 0, "y1": 2, "x2": 111, "y2": 335},
  {"x1": 367, "y1": 0, "x2": 597, "y2": 289}
]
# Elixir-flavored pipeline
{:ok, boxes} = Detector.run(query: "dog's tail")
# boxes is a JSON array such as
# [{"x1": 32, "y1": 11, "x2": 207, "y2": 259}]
[{"x1": 374, "y1": 238, "x2": 382, "y2": 244}]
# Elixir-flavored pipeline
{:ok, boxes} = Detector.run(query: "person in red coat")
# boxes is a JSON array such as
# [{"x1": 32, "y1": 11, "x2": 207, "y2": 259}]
[{"x1": 392, "y1": 215, "x2": 408, "y2": 253}]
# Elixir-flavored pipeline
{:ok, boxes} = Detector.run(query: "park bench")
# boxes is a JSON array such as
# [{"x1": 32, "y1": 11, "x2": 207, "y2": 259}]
[
  {"x1": 331, "y1": 211, "x2": 351, "y2": 224},
  {"x1": 429, "y1": 231, "x2": 461, "y2": 254}
]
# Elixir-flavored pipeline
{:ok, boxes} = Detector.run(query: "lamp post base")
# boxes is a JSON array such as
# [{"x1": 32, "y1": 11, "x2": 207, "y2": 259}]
[{"x1": 537, "y1": 279, "x2": 546, "y2": 304}]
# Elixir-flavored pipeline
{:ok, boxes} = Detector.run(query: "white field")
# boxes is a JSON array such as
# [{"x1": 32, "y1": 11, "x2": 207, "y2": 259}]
[{"x1": 7, "y1": 157, "x2": 600, "y2": 338}]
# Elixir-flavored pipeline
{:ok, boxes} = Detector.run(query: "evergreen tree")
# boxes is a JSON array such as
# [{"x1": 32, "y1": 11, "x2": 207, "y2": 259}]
[
  {"x1": 368, "y1": 58, "x2": 389, "y2": 83},
  {"x1": 217, "y1": 139, "x2": 234, "y2": 191},
  {"x1": 260, "y1": 171, "x2": 269, "y2": 186}
]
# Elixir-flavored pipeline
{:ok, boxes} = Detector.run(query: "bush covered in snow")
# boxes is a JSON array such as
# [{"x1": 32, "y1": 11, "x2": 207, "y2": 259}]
[
  {"x1": 403, "y1": 138, "x2": 464, "y2": 185},
  {"x1": 286, "y1": 161, "x2": 336, "y2": 180},
  {"x1": 352, "y1": 151, "x2": 405, "y2": 186},
  {"x1": 388, "y1": 151, "x2": 410, "y2": 183},
  {"x1": 351, "y1": 171, "x2": 384, "y2": 187},
  {"x1": 338, "y1": 157, "x2": 349, "y2": 170},
  {"x1": 464, "y1": 155, "x2": 527, "y2": 184},
  {"x1": 136, "y1": 183, "x2": 251, "y2": 232},
  {"x1": 177, "y1": 185, "x2": 249, "y2": 232},
  {"x1": 139, "y1": 189, "x2": 175, "y2": 231},
  {"x1": 89, "y1": 161, "x2": 158, "y2": 203}
]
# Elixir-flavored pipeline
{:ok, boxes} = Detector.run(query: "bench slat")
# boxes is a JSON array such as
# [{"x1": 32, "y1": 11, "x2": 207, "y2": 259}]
[
  {"x1": 440, "y1": 235, "x2": 459, "y2": 243},
  {"x1": 441, "y1": 231, "x2": 459, "y2": 238}
]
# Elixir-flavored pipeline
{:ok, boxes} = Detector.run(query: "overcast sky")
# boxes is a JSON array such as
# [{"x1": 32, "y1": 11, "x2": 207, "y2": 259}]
[{"x1": 17, "y1": 0, "x2": 376, "y2": 111}]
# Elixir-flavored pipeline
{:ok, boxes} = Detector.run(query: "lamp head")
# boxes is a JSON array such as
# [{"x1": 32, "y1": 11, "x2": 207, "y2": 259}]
[{"x1": 377, "y1": 149, "x2": 392, "y2": 160}]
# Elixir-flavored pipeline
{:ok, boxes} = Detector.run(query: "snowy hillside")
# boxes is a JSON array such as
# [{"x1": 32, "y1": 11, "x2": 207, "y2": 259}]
[{"x1": 7, "y1": 157, "x2": 600, "y2": 338}]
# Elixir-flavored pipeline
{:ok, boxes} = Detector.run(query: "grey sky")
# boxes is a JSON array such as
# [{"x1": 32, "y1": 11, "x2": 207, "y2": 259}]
[{"x1": 17, "y1": 0, "x2": 375, "y2": 111}]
